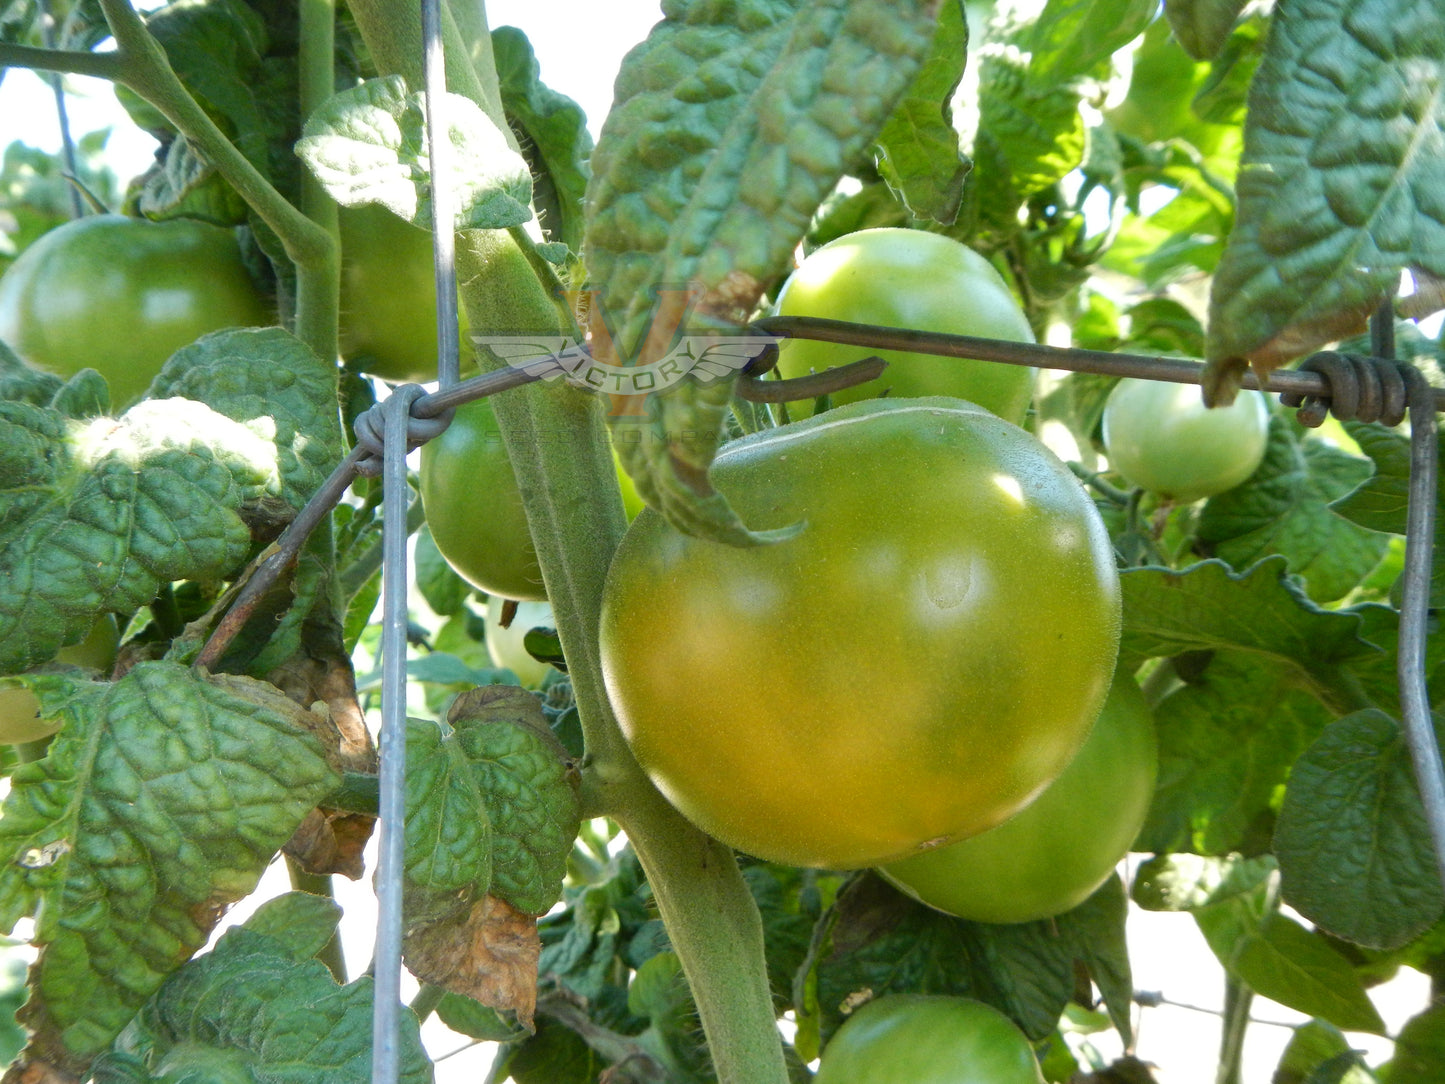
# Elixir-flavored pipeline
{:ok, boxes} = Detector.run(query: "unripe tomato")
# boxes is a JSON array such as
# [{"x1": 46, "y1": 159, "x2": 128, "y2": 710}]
[
  {"x1": 0, "y1": 215, "x2": 271, "y2": 408},
  {"x1": 485, "y1": 596, "x2": 555, "y2": 688},
  {"x1": 339, "y1": 204, "x2": 468, "y2": 384},
  {"x1": 600, "y1": 398, "x2": 1120, "y2": 869},
  {"x1": 0, "y1": 614, "x2": 120, "y2": 744},
  {"x1": 420, "y1": 398, "x2": 642, "y2": 602},
  {"x1": 773, "y1": 228, "x2": 1036, "y2": 425},
  {"x1": 1101, "y1": 378, "x2": 1271, "y2": 502},
  {"x1": 813, "y1": 995, "x2": 1045, "y2": 1084},
  {"x1": 879, "y1": 673, "x2": 1157, "y2": 923}
]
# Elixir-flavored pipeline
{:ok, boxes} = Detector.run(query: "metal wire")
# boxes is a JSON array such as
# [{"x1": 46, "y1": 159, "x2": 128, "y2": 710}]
[
  {"x1": 419, "y1": 0, "x2": 459, "y2": 391},
  {"x1": 371, "y1": 385, "x2": 424, "y2": 1083}
]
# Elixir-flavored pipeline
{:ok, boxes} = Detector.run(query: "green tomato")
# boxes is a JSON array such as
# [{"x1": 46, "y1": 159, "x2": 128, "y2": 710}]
[
  {"x1": 0, "y1": 614, "x2": 120, "y2": 744},
  {"x1": 1101, "y1": 378, "x2": 1271, "y2": 503},
  {"x1": 0, "y1": 215, "x2": 271, "y2": 408},
  {"x1": 485, "y1": 596, "x2": 556, "y2": 688},
  {"x1": 339, "y1": 203, "x2": 467, "y2": 384},
  {"x1": 814, "y1": 995, "x2": 1045, "y2": 1084},
  {"x1": 773, "y1": 228, "x2": 1036, "y2": 425},
  {"x1": 880, "y1": 673, "x2": 1157, "y2": 923},
  {"x1": 421, "y1": 399, "x2": 642, "y2": 602},
  {"x1": 600, "y1": 397, "x2": 1120, "y2": 869}
]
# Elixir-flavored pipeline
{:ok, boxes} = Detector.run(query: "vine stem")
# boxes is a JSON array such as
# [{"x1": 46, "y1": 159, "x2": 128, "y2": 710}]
[{"x1": 337, "y1": 1, "x2": 789, "y2": 1079}]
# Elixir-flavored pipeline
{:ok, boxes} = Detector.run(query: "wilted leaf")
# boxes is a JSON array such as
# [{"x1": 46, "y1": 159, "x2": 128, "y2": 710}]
[{"x1": 404, "y1": 893, "x2": 540, "y2": 1029}]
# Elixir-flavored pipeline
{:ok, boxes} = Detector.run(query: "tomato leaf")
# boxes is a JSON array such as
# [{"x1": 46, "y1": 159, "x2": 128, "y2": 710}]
[
  {"x1": 1137, "y1": 653, "x2": 1332, "y2": 856},
  {"x1": 414, "y1": 526, "x2": 472, "y2": 617},
  {"x1": 0, "y1": 662, "x2": 342, "y2": 1075},
  {"x1": 1195, "y1": 899, "x2": 1386, "y2": 1033},
  {"x1": 138, "y1": 135, "x2": 249, "y2": 226},
  {"x1": 968, "y1": 0, "x2": 1156, "y2": 234},
  {"x1": 1132, "y1": 852, "x2": 1278, "y2": 911},
  {"x1": 296, "y1": 74, "x2": 534, "y2": 231},
  {"x1": 1119, "y1": 557, "x2": 1374, "y2": 674},
  {"x1": 873, "y1": 0, "x2": 970, "y2": 224},
  {"x1": 1385, "y1": 1002, "x2": 1445, "y2": 1083},
  {"x1": 1196, "y1": 417, "x2": 1389, "y2": 604},
  {"x1": 89, "y1": 927, "x2": 431, "y2": 1084},
  {"x1": 796, "y1": 873, "x2": 1133, "y2": 1048},
  {"x1": 492, "y1": 25, "x2": 593, "y2": 252},
  {"x1": 1274, "y1": 1019, "x2": 1373, "y2": 1084},
  {"x1": 1331, "y1": 421, "x2": 1413, "y2": 536},
  {"x1": 585, "y1": 0, "x2": 942, "y2": 545},
  {"x1": 1204, "y1": 0, "x2": 1445, "y2": 399},
  {"x1": 1163, "y1": 0, "x2": 1250, "y2": 60},
  {"x1": 443, "y1": 686, "x2": 580, "y2": 916},
  {"x1": 403, "y1": 718, "x2": 493, "y2": 926},
  {"x1": 241, "y1": 891, "x2": 345, "y2": 962},
  {"x1": 1274, "y1": 710, "x2": 1445, "y2": 952}
]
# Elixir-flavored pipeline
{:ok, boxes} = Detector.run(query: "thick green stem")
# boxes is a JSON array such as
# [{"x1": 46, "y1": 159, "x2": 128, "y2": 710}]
[
  {"x1": 96, "y1": 0, "x2": 335, "y2": 359},
  {"x1": 0, "y1": 42, "x2": 124, "y2": 79},
  {"x1": 341, "y1": 5, "x2": 790, "y2": 1079}
]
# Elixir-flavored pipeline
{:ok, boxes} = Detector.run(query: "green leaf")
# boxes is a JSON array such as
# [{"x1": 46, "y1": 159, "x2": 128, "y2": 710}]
[
  {"x1": 0, "y1": 395, "x2": 268, "y2": 674},
  {"x1": 1274, "y1": 710, "x2": 1445, "y2": 951},
  {"x1": 0, "y1": 663, "x2": 342, "y2": 1072},
  {"x1": 585, "y1": 0, "x2": 941, "y2": 544},
  {"x1": 1118, "y1": 557, "x2": 1374, "y2": 675},
  {"x1": 296, "y1": 74, "x2": 534, "y2": 231},
  {"x1": 136, "y1": 136, "x2": 249, "y2": 226},
  {"x1": 969, "y1": 0, "x2": 1157, "y2": 231},
  {"x1": 95, "y1": 927, "x2": 432, "y2": 1083},
  {"x1": 492, "y1": 25, "x2": 594, "y2": 251},
  {"x1": 1196, "y1": 417, "x2": 1389, "y2": 603},
  {"x1": 0, "y1": 136, "x2": 122, "y2": 276},
  {"x1": 242, "y1": 891, "x2": 344, "y2": 962},
  {"x1": 797, "y1": 873, "x2": 1133, "y2": 1048},
  {"x1": 1163, "y1": 0, "x2": 1250, "y2": 59},
  {"x1": 435, "y1": 991, "x2": 528, "y2": 1042},
  {"x1": 414, "y1": 526, "x2": 472, "y2": 617},
  {"x1": 1331, "y1": 421, "x2": 1412, "y2": 536},
  {"x1": 403, "y1": 717, "x2": 492, "y2": 925},
  {"x1": 1205, "y1": 0, "x2": 1445, "y2": 390},
  {"x1": 1132, "y1": 852, "x2": 1278, "y2": 911},
  {"x1": 444, "y1": 686, "x2": 580, "y2": 915},
  {"x1": 1275, "y1": 1019, "x2": 1375, "y2": 1084},
  {"x1": 1135, "y1": 651, "x2": 1330, "y2": 856},
  {"x1": 874, "y1": 0, "x2": 970, "y2": 224},
  {"x1": 1196, "y1": 897, "x2": 1386, "y2": 1034},
  {"x1": 1382, "y1": 1002, "x2": 1445, "y2": 1084}
]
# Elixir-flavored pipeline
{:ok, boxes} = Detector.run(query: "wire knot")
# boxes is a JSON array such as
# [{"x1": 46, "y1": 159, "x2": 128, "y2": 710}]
[
  {"x1": 1280, "y1": 351, "x2": 1413, "y2": 428},
  {"x1": 353, "y1": 384, "x2": 455, "y2": 477}
]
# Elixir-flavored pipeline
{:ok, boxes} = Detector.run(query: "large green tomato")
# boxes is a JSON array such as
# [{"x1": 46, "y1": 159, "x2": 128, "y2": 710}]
[
  {"x1": 813, "y1": 995, "x2": 1045, "y2": 1084},
  {"x1": 773, "y1": 228, "x2": 1036, "y2": 425},
  {"x1": 1101, "y1": 378, "x2": 1270, "y2": 503},
  {"x1": 421, "y1": 398, "x2": 643, "y2": 601},
  {"x1": 340, "y1": 204, "x2": 467, "y2": 384},
  {"x1": 880, "y1": 673, "x2": 1157, "y2": 923},
  {"x1": 600, "y1": 398, "x2": 1120, "y2": 869},
  {"x1": 0, "y1": 215, "x2": 271, "y2": 408},
  {"x1": 0, "y1": 614, "x2": 120, "y2": 744}
]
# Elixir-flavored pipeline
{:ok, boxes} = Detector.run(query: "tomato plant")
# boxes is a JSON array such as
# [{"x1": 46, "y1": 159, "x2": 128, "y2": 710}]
[
  {"x1": 600, "y1": 397, "x2": 1121, "y2": 869},
  {"x1": 812, "y1": 995, "x2": 1045, "y2": 1084},
  {"x1": 773, "y1": 228, "x2": 1036, "y2": 425},
  {"x1": 879, "y1": 672, "x2": 1157, "y2": 923},
  {"x1": 339, "y1": 203, "x2": 467, "y2": 383},
  {"x1": 0, "y1": 214, "x2": 271, "y2": 407},
  {"x1": 0, "y1": 614, "x2": 119, "y2": 745},
  {"x1": 1101, "y1": 378, "x2": 1271, "y2": 503}
]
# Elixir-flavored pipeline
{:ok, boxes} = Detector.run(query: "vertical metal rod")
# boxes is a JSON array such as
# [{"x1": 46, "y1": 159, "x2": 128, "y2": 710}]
[
  {"x1": 1398, "y1": 364, "x2": 1445, "y2": 885},
  {"x1": 371, "y1": 388, "x2": 419, "y2": 1084},
  {"x1": 419, "y1": 0, "x2": 459, "y2": 390}
]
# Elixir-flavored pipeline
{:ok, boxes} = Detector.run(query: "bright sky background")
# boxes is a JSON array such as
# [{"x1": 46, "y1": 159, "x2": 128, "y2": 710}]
[{"x1": 0, "y1": 4, "x2": 1435, "y2": 1081}]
